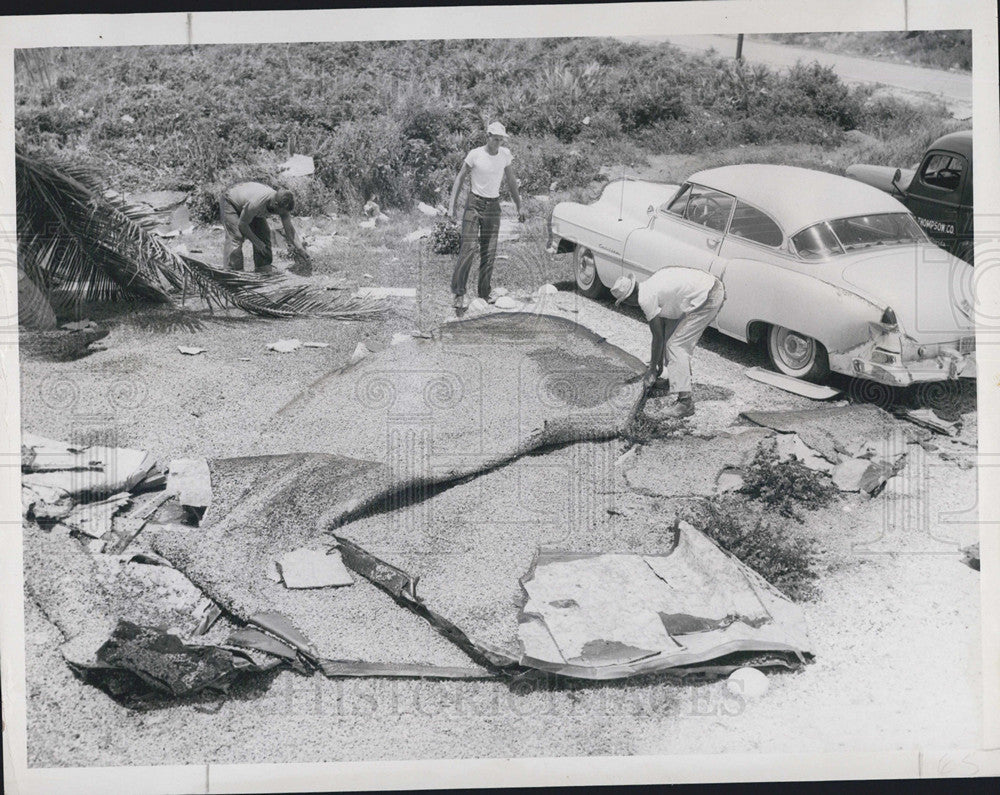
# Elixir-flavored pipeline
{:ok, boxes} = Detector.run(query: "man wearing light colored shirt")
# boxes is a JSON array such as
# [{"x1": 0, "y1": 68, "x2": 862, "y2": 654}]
[
  {"x1": 448, "y1": 121, "x2": 525, "y2": 309},
  {"x1": 611, "y1": 267, "x2": 725, "y2": 419},
  {"x1": 220, "y1": 182, "x2": 307, "y2": 273}
]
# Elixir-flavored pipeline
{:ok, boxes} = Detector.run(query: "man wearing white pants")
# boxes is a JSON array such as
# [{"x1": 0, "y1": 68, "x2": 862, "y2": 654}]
[{"x1": 611, "y1": 267, "x2": 725, "y2": 419}]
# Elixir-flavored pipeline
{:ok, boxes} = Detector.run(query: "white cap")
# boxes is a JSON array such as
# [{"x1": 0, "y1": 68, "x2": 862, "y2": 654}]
[
  {"x1": 486, "y1": 121, "x2": 509, "y2": 137},
  {"x1": 611, "y1": 273, "x2": 636, "y2": 305}
]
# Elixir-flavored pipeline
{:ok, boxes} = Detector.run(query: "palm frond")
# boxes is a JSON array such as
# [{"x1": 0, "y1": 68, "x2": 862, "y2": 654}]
[{"x1": 15, "y1": 147, "x2": 386, "y2": 320}]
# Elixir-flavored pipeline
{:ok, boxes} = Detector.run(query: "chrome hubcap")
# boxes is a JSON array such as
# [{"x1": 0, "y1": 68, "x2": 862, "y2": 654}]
[
  {"x1": 776, "y1": 329, "x2": 814, "y2": 369},
  {"x1": 578, "y1": 251, "x2": 596, "y2": 287}
]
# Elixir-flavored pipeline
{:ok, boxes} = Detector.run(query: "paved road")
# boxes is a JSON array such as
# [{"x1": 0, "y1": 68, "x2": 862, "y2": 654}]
[{"x1": 623, "y1": 34, "x2": 972, "y2": 119}]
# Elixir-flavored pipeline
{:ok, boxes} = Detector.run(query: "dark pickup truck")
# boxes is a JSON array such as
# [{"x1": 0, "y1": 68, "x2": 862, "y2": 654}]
[{"x1": 846, "y1": 130, "x2": 973, "y2": 263}]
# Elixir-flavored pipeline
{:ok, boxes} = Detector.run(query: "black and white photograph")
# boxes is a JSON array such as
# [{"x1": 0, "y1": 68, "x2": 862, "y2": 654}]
[{"x1": 2, "y1": 1, "x2": 999, "y2": 791}]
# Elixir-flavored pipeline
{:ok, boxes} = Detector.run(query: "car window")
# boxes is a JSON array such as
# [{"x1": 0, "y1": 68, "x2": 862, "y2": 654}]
[
  {"x1": 920, "y1": 153, "x2": 965, "y2": 192},
  {"x1": 792, "y1": 222, "x2": 844, "y2": 259},
  {"x1": 827, "y1": 213, "x2": 925, "y2": 252},
  {"x1": 682, "y1": 187, "x2": 735, "y2": 232},
  {"x1": 663, "y1": 184, "x2": 691, "y2": 216},
  {"x1": 728, "y1": 202, "x2": 783, "y2": 247}
]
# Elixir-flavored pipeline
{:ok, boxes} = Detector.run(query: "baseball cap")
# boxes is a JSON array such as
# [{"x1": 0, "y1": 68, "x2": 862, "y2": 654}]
[
  {"x1": 611, "y1": 273, "x2": 636, "y2": 305},
  {"x1": 486, "y1": 121, "x2": 509, "y2": 137}
]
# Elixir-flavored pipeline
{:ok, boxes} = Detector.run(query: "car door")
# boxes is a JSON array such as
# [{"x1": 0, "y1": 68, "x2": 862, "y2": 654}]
[
  {"x1": 905, "y1": 150, "x2": 968, "y2": 246},
  {"x1": 621, "y1": 183, "x2": 735, "y2": 280},
  {"x1": 711, "y1": 200, "x2": 790, "y2": 339}
]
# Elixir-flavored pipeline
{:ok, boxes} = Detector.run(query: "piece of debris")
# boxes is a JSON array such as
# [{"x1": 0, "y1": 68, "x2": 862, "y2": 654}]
[
  {"x1": 902, "y1": 408, "x2": 961, "y2": 436},
  {"x1": 356, "y1": 287, "x2": 417, "y2": 299},
  {"x1": 104, "y1": 490, "x2": 173, "y2": 554},
  {"x1": 773, "y1": 433, "x2": 835, "y2": 473},
  {"x1": 128, "y1": 190, "x2": 188, "y2": 211},
  {"x1": 279, "y1": 154, "x2": 315, "y2": 178},
  {"x1": 494, "y1": 296, "x2": 520, "y2": 310},
  {"x1": 404, "y1": 228, "x2": 432, "y2": 243},
  {"x1": 192, "y1": 599, "x2": 223, "y2": 635},
  {"x1": 363, "y1": 200, "x2": 381, "y2": 217},
  {"x1": 302, "y1": 341, "x2": 330, "y2": 348},
  {"x1": 59, "y1": 492, "x2": 131, "y2": 538},
  {"x1": 961, "y1": 543, "x2": 980, "y2": 571},
  {"x1": 467, "y1": 297, "x2": 490, "y2": 313},
  {"x1": 358, "y1": 218, "x2": 377, "y2": 230},
  {"x1": 178, "y1": 346, "x2": 206, "y2": 355},
  {"x1": 831, "y1": 457, "x2": 889, "y2": 494},
  {"x1": 166, "y1": 458, "x2": 212, "y2": 523},
  {"x1": 538, "y1": 283, "x2": 558, "y2": 295},
  {"x1": 60, "y1": 319, "x2": 98, "y2": 331},
  {"x1": 417, "y1": 202, "x2": 439, "y2": 216},
  {"x1": 277, "y1": 547, "x2": 354, "y2": 589},
  {"x1": 517, "y1": 524, "x2": 811, "y2": 678},
  {"x1": 350, "y1": 342, "x2": 371, "y2": 363},
  {"x1": 22, "y1": 434, "x2": 156, "y2": 499},
  {"x1": 266, "y1": 339, "x2": 302, "y2": 353},
  {"x1": 716, "y1": 468, "x2": 745, "y2": 493},
  {"x1": 22, "y1": 482, "x2": 74, "y2": 522},
  {"x1": 745, "y1": 367, "x2": 842, "y2": 399},
  {"x1": 727, "y1": 666, "x2": 769, "y2": 698},
  {"x1": 389, "y1": 333, "x2": 413, "y2": 346}
]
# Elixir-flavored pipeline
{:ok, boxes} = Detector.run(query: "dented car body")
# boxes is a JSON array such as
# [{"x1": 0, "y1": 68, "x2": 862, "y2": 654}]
[{"x1": 550, "y1": 164, "x2": 976, "y2": 386}]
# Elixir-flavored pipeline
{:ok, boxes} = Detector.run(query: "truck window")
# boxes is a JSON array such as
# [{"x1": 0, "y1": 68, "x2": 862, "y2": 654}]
[
  {"x1": 728, "y1": 202, "x2": 783, "y2": 247},
  {"x1": 919, "y1": 153, "x2": 965, "y2": 193}
]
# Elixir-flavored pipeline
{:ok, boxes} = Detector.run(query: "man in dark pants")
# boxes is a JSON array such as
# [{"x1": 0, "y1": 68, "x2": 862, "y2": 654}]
[
  {"x1": 448, "y1": 122, "x2": 526, "y2": 309},
  {"x1": 220, "y1": 182, "x2": 307, "y2": 273}
]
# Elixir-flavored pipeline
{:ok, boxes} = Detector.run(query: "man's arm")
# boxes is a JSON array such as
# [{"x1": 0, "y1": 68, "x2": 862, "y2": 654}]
[
  {"x1": 279, "y1": 212, "x2": 306, "y2": 254},
  {"x1": 504, "y1": 165, "x2": 525, "y2": 222},
  {"x1": 644, "y1": 317, "x2": 667, "y2": 387},
  {"x1": 449, "y1": 162, "x2": 471, "y2": 219},
  {"x1": 238, "y1": 205, "x2": 268, "y2": 254}
]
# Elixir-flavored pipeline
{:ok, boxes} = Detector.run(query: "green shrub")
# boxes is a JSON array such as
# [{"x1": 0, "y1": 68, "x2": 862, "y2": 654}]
[
  {"x1": 516, "y1": 137, "x2": 602, "y2": 193},
  {"x1": 430, "y1": 218, "x2": 461, "y2": 255},
  {"x1": 739, "y1": 439, "x2": 837, "y2": 520},
  {"x1": 683, "y1": 494, "x2": 820, "y2": 601}
]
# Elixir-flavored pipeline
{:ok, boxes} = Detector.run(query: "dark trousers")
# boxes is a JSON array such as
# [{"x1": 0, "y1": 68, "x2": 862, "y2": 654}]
[
  {"x1": 451, "y1": 194, "x2": 501, "y2": 298},
  {"x1": 220, "y1": 197, "x2": 272, "y2": 272}
]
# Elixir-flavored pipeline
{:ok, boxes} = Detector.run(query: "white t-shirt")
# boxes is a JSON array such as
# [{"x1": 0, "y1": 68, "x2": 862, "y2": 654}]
[
  {"x1": 637, "y1": 267, "x2": 718, "y2": 321},
  {"x1": 465, "y1": 146, "x2": 513, "y2": 199}
]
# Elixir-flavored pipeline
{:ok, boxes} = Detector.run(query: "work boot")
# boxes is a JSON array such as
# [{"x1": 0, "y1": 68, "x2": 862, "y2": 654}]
[
  {"x1": 487, "y1": 290, "x2": 499, "y2": 304},
  {"x1": 453, "y1": 293, "x2": 465, "y2": 309},
  {"x1": 661, "y1": 392, "x2": 694, "y2": 419}
]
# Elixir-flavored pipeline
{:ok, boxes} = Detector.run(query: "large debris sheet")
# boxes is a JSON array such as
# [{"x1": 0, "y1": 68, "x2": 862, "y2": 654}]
[{"x1": 26, "y1": 314, "x2": 818, "y2": 703}]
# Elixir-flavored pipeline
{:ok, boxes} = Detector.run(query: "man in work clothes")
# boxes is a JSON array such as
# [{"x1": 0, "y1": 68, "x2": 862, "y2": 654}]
[
  {"x1": 448, "y1": 121, "x2": 526, "y2": 309},
  {"x1": 611, "y1": 267, "x2": 725, "y2": 419},
  {"x1": 220, "y1": 182, "x2": 307, "y2": 273}
]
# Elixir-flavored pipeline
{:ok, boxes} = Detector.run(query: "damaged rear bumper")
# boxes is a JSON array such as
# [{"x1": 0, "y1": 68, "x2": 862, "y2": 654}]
[{"x1": 849, "y1": 351, "x2": 976, "y2": 386}]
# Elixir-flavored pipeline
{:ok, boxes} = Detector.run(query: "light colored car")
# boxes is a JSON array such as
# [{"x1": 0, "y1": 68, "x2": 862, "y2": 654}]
[{"x1": 549, "y1": 164, "x2": 976, "y2": 385}]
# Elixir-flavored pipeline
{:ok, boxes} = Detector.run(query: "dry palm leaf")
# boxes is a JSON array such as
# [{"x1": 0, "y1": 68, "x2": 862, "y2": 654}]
[{"x1": 15, "y1": 147, "x2": 385, "y2": 320}]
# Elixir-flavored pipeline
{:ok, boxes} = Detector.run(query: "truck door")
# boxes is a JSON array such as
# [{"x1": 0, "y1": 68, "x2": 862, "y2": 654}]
[
  {"x1": 905, "y1": 149, "x2": 968, "y2": 249},
  {"x1": 621, "y1": 183, "x2": 734, "y2": 280}
]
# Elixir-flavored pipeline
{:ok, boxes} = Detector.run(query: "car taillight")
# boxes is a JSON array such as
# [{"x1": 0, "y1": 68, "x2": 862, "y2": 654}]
[{"x1": 881, "y1": 307, "x2": 897, "y2": 326}]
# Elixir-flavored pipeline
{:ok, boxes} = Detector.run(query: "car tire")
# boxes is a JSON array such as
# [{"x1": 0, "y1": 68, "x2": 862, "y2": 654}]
[
  {"x1": 574, "y1": 247, "x2": 609, "y2": 298},
  {"x1": 766, "y1": 325, "x2": 830, "y2": 382}
]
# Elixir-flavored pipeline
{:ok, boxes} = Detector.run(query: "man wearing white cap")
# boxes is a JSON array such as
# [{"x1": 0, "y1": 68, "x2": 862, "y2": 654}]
[
  {"x1": 611, "y1": 267, "x2": 725, "y2": 419},
  {"x1": 448, "y1": 121, "x2": 526, "y2": 309}
]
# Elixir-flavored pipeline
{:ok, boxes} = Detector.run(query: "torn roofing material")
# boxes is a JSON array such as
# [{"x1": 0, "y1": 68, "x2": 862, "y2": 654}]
[
  {"x1": 258, "y1": 313, "x2": 647, "y2": 480},
  {"x1": 517, "y1": 523, "x2": 811, "y2": 679}
]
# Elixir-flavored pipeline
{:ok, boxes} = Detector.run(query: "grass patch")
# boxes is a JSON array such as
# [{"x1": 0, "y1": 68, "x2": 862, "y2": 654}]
[
  {"x1": 683, "y1": 494, "x2": 820, "y2": 602},
  {"x1": 739, "y1": 438, "x2": 837, "y2": 520}
]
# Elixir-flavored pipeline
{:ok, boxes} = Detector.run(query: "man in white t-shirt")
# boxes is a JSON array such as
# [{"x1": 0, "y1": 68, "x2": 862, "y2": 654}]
[
  {"x1": 611, "y1": 267, "x2": 725, "y2": 419},
  {"x1": 448, "y1": 121, "x2": 526, "y2": 309}
]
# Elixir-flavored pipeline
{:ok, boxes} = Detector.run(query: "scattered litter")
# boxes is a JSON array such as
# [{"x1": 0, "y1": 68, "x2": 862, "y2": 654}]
[
  {"x1": 247, "y1": 612, "x2": 319, "y2": 662},
  {"x1": 227, "y1": 627, "x2": 299, "y2": 662},
  {"x1": 727, "y1": 666, "x2": 769, "y2": 698},
  {"x1": 467, "y1": 297, "x2": 490, "y2": 313},
  {"x1": 120, "y1": 114, "x2": 135, "y2": 124},
  {"x1": 238, "y1": 357, "x2": 251, "y2": 362},
  {"x1": 127, "y1": 190, "x2": 188, "y2": 211},
  {"x1": 745, "y1": 367, "x2": 842, "y2": 399},
  {"x1": 363, "y1": 273, "x2": 373, "y2": 279},
  {"x1": 356, "y1": 287, "x2": 417, "y2": 299},
  {"x1": 60, "y1": 319, "x2": 98, "y2": 331},
  {"x1": 302, "y1": 341, "x2": 330, "y2": 348},
  {"x1": 166, "y1": 458, "x2": 212, "y2": 523},
  {"x1": 494, "y1": 296, "x2": 520, "y2": 310},
  {"x1": 615, "y1": 446, "x2": 637, "y2": 468},
  {"x1": 279, "y1": 153, "x2": 315, "y2": 177},
  {"x1": 317, "y1": 660, "x2": 494, "y2": 679},
  {"x1": 358, "y1": 219, "x2": 377, "y2": 229},
  {"x1": 404, "y1": 228, "x2": 432, "y2": 243},
  {"x1": 773, "y1": 433, "x2": 835, "y2": 473},
  {"x1": 178, "y1": 346, "x2": 206, "y2": 355},
  {"x1": 192, "y1": 599, "x2": 223, "y2": 636},
  {"x1": 266, "y1": 339, "x2": 302, "y2": 353},
  {"x1": 831, "y1": 457, "x2": 888, "y2": 494},
  {"x1": 22, "y1": 482, "x2": 73, "y2": 521},
  {"x1": 21, "y1": 435, "x2": 156, "y2": 499},
  {"x1": 417, "y1": 202, "x2": 440, "y2": 216},
  {"x1": 104, "y1": 491, "x2": 173, "y2": 554},
  {"x1": 902, "y1": 408, "x2": 960, "y2": 436},
  {"x1": 538, "y1": 283, "x2": 558, "y2": 295},
  {"x1": 961, "y1": 543, "x2": 980, "y2": 571},
  {"x1": 277, "y1": 547, "x2": 354, "y2": 589},
  {"x1": 389, "y1": 333, "x2": 413, "y2": 346},
  {"x1": 715, "y1": 469, "x2": 745, "y2": 493}
]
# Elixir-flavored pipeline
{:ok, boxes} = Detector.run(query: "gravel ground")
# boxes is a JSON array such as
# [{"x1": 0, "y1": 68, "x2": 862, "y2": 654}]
[{"x1": 18, "y1": 202, "x2": 982, "y2": 767}]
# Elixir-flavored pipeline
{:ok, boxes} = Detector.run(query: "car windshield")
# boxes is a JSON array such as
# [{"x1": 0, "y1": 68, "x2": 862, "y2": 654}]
[{"x1": 793, "y1": 213, "x2": 925, "y2": 258}]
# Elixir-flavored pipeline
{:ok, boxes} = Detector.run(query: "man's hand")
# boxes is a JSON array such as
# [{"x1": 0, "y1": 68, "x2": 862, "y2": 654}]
[
  {"x1": 641, "y1": 369, "x2": 658, "y2": 390},
  {"x1": 517, "y1": 210, "x2": 527, "y2": 223}
]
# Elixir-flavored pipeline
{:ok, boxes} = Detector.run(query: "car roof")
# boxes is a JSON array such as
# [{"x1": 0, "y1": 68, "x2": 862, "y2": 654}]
[
  {"x1": 687, "y1": 164, "x2": 908, "y2": 233},
  {"x1": 928, "y1": 129, "x2": 972, "y2": 159}
]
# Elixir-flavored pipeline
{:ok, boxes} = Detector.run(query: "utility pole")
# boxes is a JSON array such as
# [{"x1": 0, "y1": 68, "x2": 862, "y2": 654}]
[{"x1": 736, "y1": 34, "x2": 744, "y2": 61}]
